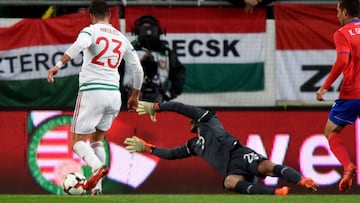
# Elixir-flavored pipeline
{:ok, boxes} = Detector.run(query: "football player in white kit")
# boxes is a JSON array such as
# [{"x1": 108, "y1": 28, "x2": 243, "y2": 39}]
[{"x1": 47, "y1": 0, "x2": 144, "y2": 195}]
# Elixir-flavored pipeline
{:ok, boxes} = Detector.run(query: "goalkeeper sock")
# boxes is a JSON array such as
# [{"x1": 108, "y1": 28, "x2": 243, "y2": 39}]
[
  {"x1": 73, "y1": 141, "x2": 103, "y2": 171},
  {"x1": 273, "y1": 165, "x2": 301, "y2": 183},
  {"x1": 234, "y1": 181, "x2": 275, "y2": 194}
]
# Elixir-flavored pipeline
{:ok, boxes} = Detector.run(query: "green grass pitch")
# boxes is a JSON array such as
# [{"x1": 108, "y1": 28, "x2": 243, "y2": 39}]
[{"x1": 0, "y1": 194, "x2": 359, "y2": 203}]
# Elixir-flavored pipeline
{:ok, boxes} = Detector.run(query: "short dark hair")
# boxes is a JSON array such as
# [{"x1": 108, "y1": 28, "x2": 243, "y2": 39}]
[
  {"x1": 89, "y1": 0, "x2": 109, "y2": 19},
  {"x1": 338, "y1": 0, "x2": 360, "y2": 17}
]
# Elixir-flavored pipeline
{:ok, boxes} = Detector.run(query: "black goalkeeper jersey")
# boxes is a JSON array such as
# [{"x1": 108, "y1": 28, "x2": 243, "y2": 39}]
[{"x1": 151, "y1": 102, "x2": 242, "y2": 176}]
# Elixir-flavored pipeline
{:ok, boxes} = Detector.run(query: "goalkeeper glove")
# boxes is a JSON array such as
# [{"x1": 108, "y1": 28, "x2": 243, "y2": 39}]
[
  {"x1": 136, "y1": 101, "x2": 158, "y2": 122},
  {"x1": 124, "y1": 136, "x2": 155, "y2": 153}
]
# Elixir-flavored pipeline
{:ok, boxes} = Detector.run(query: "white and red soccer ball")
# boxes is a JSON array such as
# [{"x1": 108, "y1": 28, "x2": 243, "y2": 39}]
[{"x1": 62, "y1": 172, "x2": 86, "y2": 195}]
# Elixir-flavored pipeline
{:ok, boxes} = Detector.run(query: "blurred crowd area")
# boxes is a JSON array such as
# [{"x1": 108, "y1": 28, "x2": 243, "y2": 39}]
[{"x1": 0, "y1": 0, "x2": 337, "y2": 18}]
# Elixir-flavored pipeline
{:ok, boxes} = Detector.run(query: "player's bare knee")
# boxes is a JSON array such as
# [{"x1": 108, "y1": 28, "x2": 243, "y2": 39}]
[
  {"x1": 224, "y1": 175, "x2": 243, "y2": 190},
  {"x1": 258, "y1": 160, "x2": 275, "y2": 176},
  {"x1": 90, "y1": 129, "x2": 106, "y2": 143},
  {"x1": 223, "y1": 176, "x2": 233, "y2": 190},
  {"x1": 71, "y1": 133, "x2": 87, "y2": 147}
]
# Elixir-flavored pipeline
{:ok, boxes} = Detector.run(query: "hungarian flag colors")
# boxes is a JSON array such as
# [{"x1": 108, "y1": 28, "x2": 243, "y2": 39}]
[
  {"x1": 126, "y1": 6, "x2": 267, "y2": 93},
  {"x1": 0, "y1": 7, "x2": 119, "y2": 108},
  {"x1": 275, "y1": 3, "x2": 341, "y2": 101}
]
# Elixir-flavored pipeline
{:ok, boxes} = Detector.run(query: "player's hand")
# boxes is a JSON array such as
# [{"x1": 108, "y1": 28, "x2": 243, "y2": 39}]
[
  {"x1": 127, "y1": 89, "x2": 140, "y2": 111},
  {"x1": 136, "y1": 101, "x2": 157, "y2": 122},
  {"x1": 244, "y1": 4, "x2": 255, "y2": 13},
  {"x1": 127, "y1": 97, "x2": 138, "y2": 112},
  {"x1": 124, "y1": 136, "x2": 154, "y2": 153},
  {"x1": 244, "y1": 0, "x2": 261, "y2": 13},
  {"x1": 316, "y1": 87, "x2": 327, "y2": 101},
  {"x1": 47, "y1": 66, "x2": 60, "y2": 83}
]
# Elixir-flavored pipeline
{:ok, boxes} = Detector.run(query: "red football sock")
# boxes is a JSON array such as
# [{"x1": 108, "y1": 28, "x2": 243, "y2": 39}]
[{"x1": 328, "y1": 133, "x2": 352, "y2": 169}]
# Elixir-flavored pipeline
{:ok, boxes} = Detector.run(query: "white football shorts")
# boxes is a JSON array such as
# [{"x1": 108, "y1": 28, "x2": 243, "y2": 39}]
[{"x1": 71, "y1": 90, "x2": 121, "y2": 134}]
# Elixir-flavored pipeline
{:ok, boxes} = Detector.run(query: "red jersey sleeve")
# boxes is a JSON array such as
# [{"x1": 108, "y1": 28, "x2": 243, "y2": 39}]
[{"x1": 322, "y1": 31, "x2": 349, "y2": 90}]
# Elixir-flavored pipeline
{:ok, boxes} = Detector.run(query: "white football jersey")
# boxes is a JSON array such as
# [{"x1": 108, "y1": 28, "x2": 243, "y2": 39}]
[{"x1": 66, "y1": 23, "x2": 143, "y2": 91}]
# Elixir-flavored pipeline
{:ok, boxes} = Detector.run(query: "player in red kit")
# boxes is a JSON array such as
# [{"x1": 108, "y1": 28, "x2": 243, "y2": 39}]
[{"x1": 316, "y1": 0, "x2": 360, "y2": 192}]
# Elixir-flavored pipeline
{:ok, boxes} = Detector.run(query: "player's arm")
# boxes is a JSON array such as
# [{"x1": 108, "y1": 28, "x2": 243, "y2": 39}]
[
  {"x1": 47, "y1": 28, "x2": 92, "y2": 83},
  {"x1": 123, "y1": 42, "x2": 144, "y2": 111},
  {"x1": 316, "y1": 54, "x2": 347, "y2": 101},
  {"x1": 124, "y1": 136, "x2": 192, "y2": 159},
  {"x1": 47, "y1": 54, "x2": 71, "y2": 83},
  {"x1": 158, "y1": 102, "x2": 212, "y2": 122},
  {"x1": 316, "y1": 32, "x2": 349, "y2": 101},
  {"x1": 137, "y1": 101, "x2": 214, "y2": 123}
]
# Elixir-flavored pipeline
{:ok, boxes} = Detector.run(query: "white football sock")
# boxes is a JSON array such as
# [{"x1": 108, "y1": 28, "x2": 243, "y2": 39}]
[
  {"x1": 91, "y1": 141, "x2": 106, "y2": 191},
  {"x1": 73, "y1": 141, "x2": 103, "y2": 171},
  {"x1": 91, "y1": 141, "x2": 106, "y2": 164}
]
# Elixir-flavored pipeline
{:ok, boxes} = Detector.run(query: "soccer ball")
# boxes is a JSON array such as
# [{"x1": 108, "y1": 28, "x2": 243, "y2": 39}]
[{"x1": 62, "y1": 172, "x2": 87, "y2": 195}]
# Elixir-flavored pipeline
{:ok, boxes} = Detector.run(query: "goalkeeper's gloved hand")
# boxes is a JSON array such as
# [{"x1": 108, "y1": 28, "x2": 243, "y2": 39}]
[
  {"x1": 136, "y1": 101, "x2": 158, "y2": 122},
  {"x1": 124, "y1": 136, "x2": 155, "y2": 153}
]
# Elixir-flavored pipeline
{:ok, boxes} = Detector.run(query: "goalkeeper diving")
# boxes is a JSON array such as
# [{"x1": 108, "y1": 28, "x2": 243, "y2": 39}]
[{"x1": 124, "y1": 101, "x2": 318, "y2": 195}]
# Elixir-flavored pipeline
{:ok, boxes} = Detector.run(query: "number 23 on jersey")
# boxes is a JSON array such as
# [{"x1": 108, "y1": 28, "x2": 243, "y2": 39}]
[{"x1": 91, "y1": 36, "x2": 122, "y2": 69}]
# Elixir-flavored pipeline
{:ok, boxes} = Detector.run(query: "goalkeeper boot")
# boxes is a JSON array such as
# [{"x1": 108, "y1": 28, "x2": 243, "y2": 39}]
[
  {"x1": 298, "y1": 177, "x2": 318, "y2": 192},
  {"x1": 275, "y1": 186, "x2": 289, "y2": 196},
  {"x1": 339, "y1": 163, "x2": 357, "y2": 192},
  {"x1": 84, "y1": 166, "x2": 109, "y2": 191}
]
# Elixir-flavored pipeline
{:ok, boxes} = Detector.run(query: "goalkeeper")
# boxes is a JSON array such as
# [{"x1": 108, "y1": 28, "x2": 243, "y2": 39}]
[{"x1": 124, "y1": 101, "x2": 318, "y2": 195}]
